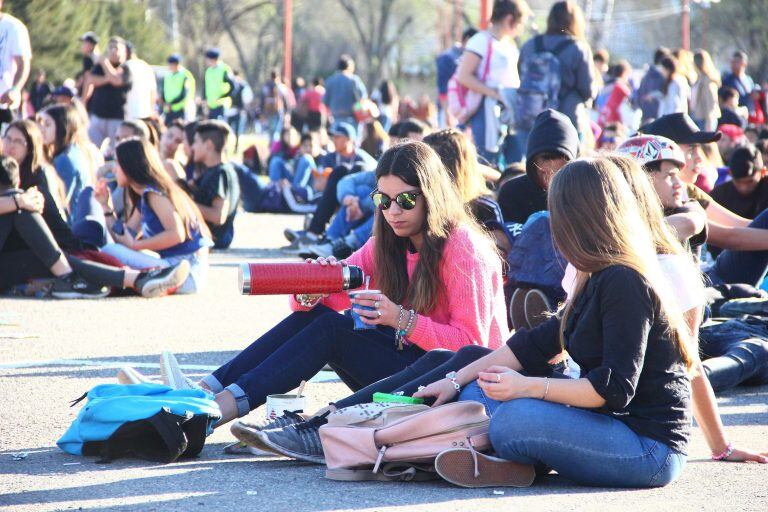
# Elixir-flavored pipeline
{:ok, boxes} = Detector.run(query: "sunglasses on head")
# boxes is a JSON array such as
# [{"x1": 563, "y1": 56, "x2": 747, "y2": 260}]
[{"x1": 370, "y1": 190, "x2": 423, "y2": 211}]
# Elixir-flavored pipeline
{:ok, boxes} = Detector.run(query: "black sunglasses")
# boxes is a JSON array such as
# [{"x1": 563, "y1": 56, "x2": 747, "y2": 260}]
[{"x1": 370, "y1": 190, "x2": 423, "y2": 211}]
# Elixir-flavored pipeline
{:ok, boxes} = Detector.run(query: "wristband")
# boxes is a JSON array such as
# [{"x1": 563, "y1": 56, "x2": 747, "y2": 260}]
[
  {"x1": 12, "y1": 194, "x2": 20, "y2": 212},
  {"x1": 712, "y1": 442, "x2": 735, "y2": 461},
  {"x1": 104, "y1": 210, "x2": 115, "y2": 218},
  {"x1": 541, "y1": 377, "x2": 550, "y2": 401}
]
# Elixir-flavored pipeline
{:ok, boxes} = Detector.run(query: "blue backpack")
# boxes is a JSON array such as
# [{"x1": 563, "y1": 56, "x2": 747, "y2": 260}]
[
  {"x1": 58, "y1": 383, "x2": 221, "y2": 463},
  {"x1": 506, "y1": 211, "x2": 567, "y2": 301},
  {"x1": 515, "y1": 36, "x2": 574, "y2": 131}
]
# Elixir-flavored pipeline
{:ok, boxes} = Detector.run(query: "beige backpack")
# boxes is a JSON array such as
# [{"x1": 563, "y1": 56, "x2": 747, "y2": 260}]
[{"x1": 319, "y1": 401, "x2": 490, "y2": 479}]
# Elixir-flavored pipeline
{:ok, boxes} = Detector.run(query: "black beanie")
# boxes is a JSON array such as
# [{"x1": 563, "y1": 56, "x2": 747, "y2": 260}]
[{"x1": 525, "y1": 109, "x2": 579, "y2": 177}]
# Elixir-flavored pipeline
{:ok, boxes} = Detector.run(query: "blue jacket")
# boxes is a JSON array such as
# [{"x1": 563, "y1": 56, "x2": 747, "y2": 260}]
[{"x1": 337, "y1": 170, "x2": 376, "y2": 215}]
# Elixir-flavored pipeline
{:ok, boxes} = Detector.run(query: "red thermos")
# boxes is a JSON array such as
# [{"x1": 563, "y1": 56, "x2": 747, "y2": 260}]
[{"x1": 238, "y1": 262, "x2": 364, "y2": 295}]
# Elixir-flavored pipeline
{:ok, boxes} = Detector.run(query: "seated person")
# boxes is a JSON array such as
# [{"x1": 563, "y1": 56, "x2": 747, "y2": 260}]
[
  {"x1": 268, "y1": 132, "x2": 324, "y2": 213},
  {"x1": 304, "y1": 169, "x2": 376, "y2": 259},
  {"x1": 283, "y1": 122, "x2": 376, "y2": 246},
  {"x1": 711, "y1": 144, "x2": 768, "y2": 220},
  {"x1": 497, "y1": 109, "x2": 579, "y2": 224},
  {"x1": 188, "y1": 121, "x2": 240, "y2": 249},
  {"x1": 0, "y1": 142, "x2": 184, "y2": 298},
  {"x1": 149, "y1": 142, "x2": 510, "y2": 433},
  {"x1": 159, "y1": 119, "x2": 187, "y2": 182},
  {"x1": 37, "y1": 104, "x2": 92, "y2": 219},
  {"x1": 96, "y1": 137, "x2": 212, "y2": 294},
  {"x1": 642, "y1": 113, "x2": 768, "y2": 286}
]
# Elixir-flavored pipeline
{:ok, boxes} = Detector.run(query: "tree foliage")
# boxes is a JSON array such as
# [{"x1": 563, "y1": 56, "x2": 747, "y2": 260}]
[{"x1": 4, "y1": 0, "x2": 170, "y2": 83}]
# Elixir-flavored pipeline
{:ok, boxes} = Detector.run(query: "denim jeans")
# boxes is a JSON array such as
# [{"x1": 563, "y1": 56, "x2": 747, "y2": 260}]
[
  {"x1": 333, "y1": 345, "x2": 493, "y2": 409},
  {"x1": 100, "y1": 243, "x2": 208, "y2": 294},
  {"x1": 308, "y1": 166, "x2": 358, "y2": 235},
  {"x1": 709, "y1": 208, "x2": 768, "y2": 287},
  {"x1": 202, "y1": 305, "x2": 426, "y2": 417},
  {"x1": 70, "y1": 187, "x2": 110, "y2": 248},
  {"x1": 699, "y1": 317, "x2": 768, "y2": 390},
  {"x1": 469, "y1": 107, "x2": 498, "y2": 167},
  {"x1": 268, "y1": 155, "x2": 315, "y2": 189},
  {"x1": 483, "y1": 395, "x2": 686, "y2": 488},
  {"x1": 325, "y1": 207, "x2": 374, "y2": 248}
]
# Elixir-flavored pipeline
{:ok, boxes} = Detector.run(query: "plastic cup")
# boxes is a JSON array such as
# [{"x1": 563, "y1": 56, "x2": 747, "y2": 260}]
[
  {"x1": 348, "y1": 289, "x2": 381, "y2": 330},
  {"x1": 265, "y1": 394, "x2": 307, "y2": 421}
]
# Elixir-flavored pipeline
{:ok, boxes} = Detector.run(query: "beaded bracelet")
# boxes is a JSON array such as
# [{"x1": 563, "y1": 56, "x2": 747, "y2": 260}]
[
  {"x1": 711, "y1": 442, "x2": 735, "y2": 461},
  {"x1": 396, "y1": 309, "x2": 415, "y2": 350}
]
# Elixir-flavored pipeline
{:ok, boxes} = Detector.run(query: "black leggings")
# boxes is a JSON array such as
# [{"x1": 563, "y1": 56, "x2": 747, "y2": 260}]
[
  {"x1": 332, "y1": 345, "x2": 494, "y2": 409},
  {"x1": 308, "y1": 165, "x2": 358, "y2": 235},
  {"x1": 0, "y1": 210, "x2": 125, "y2": 290}
]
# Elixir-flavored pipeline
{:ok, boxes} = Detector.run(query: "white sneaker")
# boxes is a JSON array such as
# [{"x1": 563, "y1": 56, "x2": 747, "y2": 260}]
[
  {"x1": 160, "y1": 351, "x2": 199, "y2": 390},
  {"x1": 117, "y1": 366, "x2": 155, "y2": 385}
]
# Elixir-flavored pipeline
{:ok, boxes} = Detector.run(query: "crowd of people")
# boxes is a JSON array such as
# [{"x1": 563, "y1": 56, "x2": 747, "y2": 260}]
[{"x1": 3, "y1": 0, "x2": 768, "y2": 491}]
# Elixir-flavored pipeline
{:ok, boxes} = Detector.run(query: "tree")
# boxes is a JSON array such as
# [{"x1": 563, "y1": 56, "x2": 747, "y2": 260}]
[
  {"x1": 336, "y1": 0, "x2": 415, "y2": 86},
  {"x1": 4, "y1": 0, "x2": 170, "y2": 83},
  {"x1": 702, "y1": 0, "x2": 768, "y2": 81}
]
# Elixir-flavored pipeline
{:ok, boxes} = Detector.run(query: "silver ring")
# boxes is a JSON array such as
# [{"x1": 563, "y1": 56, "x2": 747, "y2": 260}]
[
  {"x1": 496, "y1": 374, "x2": 501, "y2": 383},
  {"x1": 377, "y1": 310, "x2": 382, "y2": 318},
  {"x1": 374, "y1": 301, "x2": 380, "y2": 309}
]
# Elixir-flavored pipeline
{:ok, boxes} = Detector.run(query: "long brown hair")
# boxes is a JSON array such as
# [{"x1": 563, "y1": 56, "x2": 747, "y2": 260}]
[
  {"x1": 8, "y1": 120, "x2": 47, "y2": 189},
  {"x1": 423, "y1": 128, "x2": 489, "y2": 203},
  {"x1": 115, "y1": 137, "x2": 210, "y2": 240},
  {"x1": 548, "y1": 158, "x2": 697, "y2": 370},
  {"x1": 372, "y1": 141, "x2": 487, "y2": 314},
  {"x1": 546, "y1": 1, "x2": 586, "y2": 40}
]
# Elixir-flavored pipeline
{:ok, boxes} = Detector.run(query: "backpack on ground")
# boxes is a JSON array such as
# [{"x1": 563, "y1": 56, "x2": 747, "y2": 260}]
[
  {"x1": 57, "y1": 383, "x2": 220, "y2": 463},
  {"x1": 514, "y1": 36, "x2": 575, "y2": 131},
  {"x1": 447, "y1": 34, "x2": 493, "y2": 125},
  {"x1": 320, "y1": 401, "x2": 490, "y2": 481}
]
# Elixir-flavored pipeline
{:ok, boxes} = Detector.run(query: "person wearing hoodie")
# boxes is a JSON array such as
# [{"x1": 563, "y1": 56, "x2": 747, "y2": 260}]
[{"x1": 496, "y1": 109, "x2": 579, "y2": 224}]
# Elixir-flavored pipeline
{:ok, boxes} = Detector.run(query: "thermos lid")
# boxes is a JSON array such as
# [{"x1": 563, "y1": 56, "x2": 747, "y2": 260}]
[{"x1": 346, "y1": 265, "x2": 364, "y2": 289}]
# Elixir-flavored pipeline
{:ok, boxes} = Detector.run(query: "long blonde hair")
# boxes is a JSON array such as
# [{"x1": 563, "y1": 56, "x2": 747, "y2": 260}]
[
  {"x1": 604, "y1": 154, "x2": 687, "y2": 256},
  {"x1": 548, "y1": 158, "x2": 697, "y2": 370},
  {"x1": 423, "y1": 128, "x2": 489, "y2": 203},
  {"x1": 693, "y1": 49, "x2": 721, "y2": 86}
]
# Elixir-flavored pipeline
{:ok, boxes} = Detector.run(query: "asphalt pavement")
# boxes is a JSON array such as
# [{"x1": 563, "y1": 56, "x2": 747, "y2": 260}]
[{"x1": 1, "y1": 212, "x2": 766, "y2": 512}]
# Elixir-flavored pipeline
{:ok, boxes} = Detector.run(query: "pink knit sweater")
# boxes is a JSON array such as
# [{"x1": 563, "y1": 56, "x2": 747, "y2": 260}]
[{"x1": 290, "y1": 225, "x2": 510, "y2": 351}]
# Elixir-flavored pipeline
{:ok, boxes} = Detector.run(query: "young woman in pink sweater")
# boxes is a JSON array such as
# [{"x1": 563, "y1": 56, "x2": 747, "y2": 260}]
[{"x1": 191, "y1": 141, "x2": 508, "y2": 427}]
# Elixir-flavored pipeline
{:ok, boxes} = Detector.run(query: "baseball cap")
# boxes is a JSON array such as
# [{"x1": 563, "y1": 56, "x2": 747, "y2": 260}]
[
  {"x1": 329, "y1": 122, "x2": 356, "y2": 140},
  {"x1": 639, "y1": 113, "x2": 722, "y2": 145},
  {"x1": 616, "y1": 135, "x2": 686, "y2": 168},
  {"x1": 52, "y1": 85, "x2": 77, "y2": 98},
  {"x1": 167, "y1": 54, "x2": 182, "y2": 64},
  {"x1": 205, "y1": 48, "x2": 221, "y2": 60},
  {"x1": 729, "y1": 145, "x2": 762, "y2": 179},
  {"x1": 80, "y1": 31, "x2": 99, "y2": 45}
]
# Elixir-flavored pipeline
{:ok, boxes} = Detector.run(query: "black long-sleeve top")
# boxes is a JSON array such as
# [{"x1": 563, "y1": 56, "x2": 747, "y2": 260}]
[{"x1": 506, "y1": 265, "x2": 692, "y2": 454}]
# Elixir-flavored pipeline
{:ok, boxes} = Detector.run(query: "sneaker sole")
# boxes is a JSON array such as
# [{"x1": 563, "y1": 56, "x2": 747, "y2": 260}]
[
  {"x1": 255, "y1": 430, "x2": 326, "y2": 464},
  {"x1": 230, "y1": 422, "x2": 283, "y2": 455},
  {"x1": 140, "y1": 261, "x2": 191, "y2": 298},
  {"x1": 509, "y1": 288, "x2": 528, "y2": 331},
  {"x1": 435, "y1": 449, "x2": 535, "y2": 488},
  {"x1": 160, "y1": 351, "x2": 196, "y2": 390},
  {"x1": 524, "y1": 289, "x2": 552, "y2": 329},
  {"x1": 51, "y1": 288, "x2": 110, "y2": 299}
]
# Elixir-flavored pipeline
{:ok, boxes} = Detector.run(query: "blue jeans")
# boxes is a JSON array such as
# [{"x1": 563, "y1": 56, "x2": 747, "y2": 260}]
[
  {"x1": 326, "y1": 207, "x2": 373, "y2": 248},
  {"x1": 70, "y1": 187, "x2": 110, "y2": 248},
  {"x1": 709, "y1": 208, "x2": 768, "y2": 286},
  {"x1": 202, "y1": 305, "x2": 425, "y2": 417},
  {"x1": 334, "y1": 345, "x2": 493, "y2": 409},
  {"x1": 268, "y1": 155, "x2": 315, "y2": 189},
  {"x1": 461, "y1": 383, "x2": 686, "y2": 488},
  {"x1": 699, "y1": 317, "x2": 768, "y2": 390},
  {"x1": 469, "y1": 106, "x2": 498, "y2": 167}
]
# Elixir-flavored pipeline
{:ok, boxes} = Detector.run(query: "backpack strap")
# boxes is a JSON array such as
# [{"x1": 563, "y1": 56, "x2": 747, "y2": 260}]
[
  {"x1": 480, "y1": 33, "x2": 494, "y2": 82},
  {"x1": 533, "y1": 35, "x2": 544, "y2": 54}
]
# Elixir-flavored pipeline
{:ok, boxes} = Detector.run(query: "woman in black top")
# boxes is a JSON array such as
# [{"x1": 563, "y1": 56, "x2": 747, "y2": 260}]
[{"x1": 417, "y1": 157, "x2": 697, "y2": 488}]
